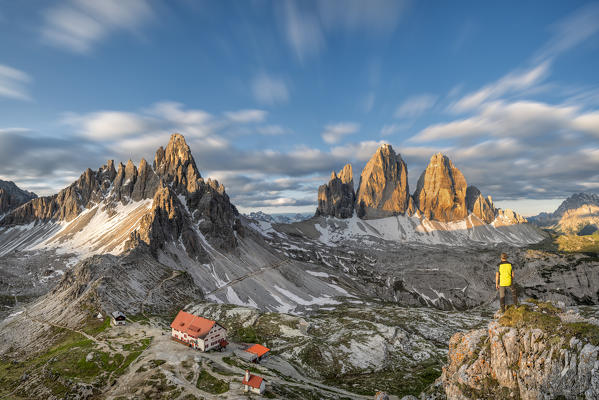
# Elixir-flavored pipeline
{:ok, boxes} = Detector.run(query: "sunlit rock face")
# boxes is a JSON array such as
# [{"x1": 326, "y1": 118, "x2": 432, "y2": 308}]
[
  {"x1": 466, "y1": 186, "x2": 496, "y2": 224},
  {"x1": 316, "y1": 164, "x2": 356, "y2": 219},
  {"x1": 413, "y1": 153, "x2": 468, "y2": 223},
  {"x1": 355, "y1": 144, "x2": 414, "y2": 219}
]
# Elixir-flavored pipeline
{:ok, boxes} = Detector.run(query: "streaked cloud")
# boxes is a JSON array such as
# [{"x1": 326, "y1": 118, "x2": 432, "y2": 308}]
[
  {"x1": 321, "y1": 122, "x2": 360, "y2": 144},
  {"x1": 317, "y1": 0, "x2": 408, "y2": 33},
  {"x1": 277, "y1": 0, "x2": 408, "y2": 61},
  {"x1": 279, "y1": 1, "x2": 325, "y2": 62},
  {"x1": 395, "y1": 94, "x2": 438, "y2": 118},
  {"x1": 0, "y1": 64, "x2": 32, "y2": 101},
  {"x1": 251, "y1": 73, "x2": 290, "y2": 105},
  {"x1": 451, "y1": 62, "x2": 550, "y2": 113},
  {"x1": 41, "y1": 0, "x2": 154, "y2": 53},
  {"x1": 534, "y1": 2, "x2": 599, "y2": 62}
]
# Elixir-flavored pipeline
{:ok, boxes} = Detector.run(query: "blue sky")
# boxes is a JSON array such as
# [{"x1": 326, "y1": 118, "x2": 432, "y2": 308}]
[{"x1": 1, "y1": 0, "x2": 599, "y2": 216}]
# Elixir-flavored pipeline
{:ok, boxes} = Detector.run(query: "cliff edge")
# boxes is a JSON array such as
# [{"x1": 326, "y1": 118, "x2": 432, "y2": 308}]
[{"x1": 442, "y1": 300, "x2": 599, "y2": 399}]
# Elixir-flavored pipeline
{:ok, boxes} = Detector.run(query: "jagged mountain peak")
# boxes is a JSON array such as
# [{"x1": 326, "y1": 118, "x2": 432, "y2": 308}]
[
  {"x1": 154, "y1": 133, "x2": 202, "y2": 194},
  {"x1": 338, "y1": 163, "x2": 353, "y2": 185},
  {"x1": 413, "y1": 152, "x2": 468, "y2": 222},
  {"x1": 316, "y1": 164, "x2": 356, "y2": 219},
  {"x1": 356, "y1": 143, "x2": 413, "y2": 218}
]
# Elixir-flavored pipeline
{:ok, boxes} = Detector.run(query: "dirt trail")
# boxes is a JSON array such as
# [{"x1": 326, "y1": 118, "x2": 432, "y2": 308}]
[
  {"x1": 205, "y1": 259, "x2": 290, "y2": 296},
  {"x1": 140, "y1": 269, "x2": 182, "y2": 317}
]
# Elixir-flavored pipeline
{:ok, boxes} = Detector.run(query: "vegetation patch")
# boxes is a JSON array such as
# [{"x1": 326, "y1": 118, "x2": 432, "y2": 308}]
[
  {"x1": 195, "y1": 369, "x2": 229, "y2": 394},
  {"x1": 499, "y1": 303, "x2": 599, "y2": 346}
]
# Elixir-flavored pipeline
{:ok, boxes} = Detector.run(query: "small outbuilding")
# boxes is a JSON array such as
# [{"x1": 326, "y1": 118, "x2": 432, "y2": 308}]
[
  {"x1": 242, "y1": 370, "x2": 265, "y2": 395},
  {"x1": 111, "y1": 311, "x2": 126, "y2": 326},
  {"x1": 245, "y1": 344, "x2": 270, "y2": 362}
]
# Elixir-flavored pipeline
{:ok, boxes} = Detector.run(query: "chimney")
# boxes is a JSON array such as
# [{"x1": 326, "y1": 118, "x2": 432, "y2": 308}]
[{"x1": 245, "y1": 370, "x2": 250, "y2": 381}]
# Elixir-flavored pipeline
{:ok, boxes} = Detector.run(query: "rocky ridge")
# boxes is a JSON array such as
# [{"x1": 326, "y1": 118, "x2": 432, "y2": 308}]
[
  {"x1": 0, "y1": 134, "x2": 240, "y2": 259},
  {"x1": 442, "y1": 300, "x2": 599, "y2": 399},
  {"x1": 316, "y1": 144, "x2": 527, "y2": 225},
  {"x1": 0, "y1": 179, "x2": 36, "y2": 216}
]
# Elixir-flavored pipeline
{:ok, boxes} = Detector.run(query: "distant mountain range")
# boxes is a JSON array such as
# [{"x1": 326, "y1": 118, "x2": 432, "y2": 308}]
[
  {"x1": 0, "y1": 179, "x2": 36, "y2": 217},
  {"x1": 244, "y1": 211, "x2": 311, "y2": 224},
  {"x1": 529, "y1": 192, "x2": 599, "y2": 235}
]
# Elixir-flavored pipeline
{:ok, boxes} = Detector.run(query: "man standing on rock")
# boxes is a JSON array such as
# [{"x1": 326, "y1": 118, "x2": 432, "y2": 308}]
[{"x1": 496, "y1": 253, "x2": 518, "y2": 312}]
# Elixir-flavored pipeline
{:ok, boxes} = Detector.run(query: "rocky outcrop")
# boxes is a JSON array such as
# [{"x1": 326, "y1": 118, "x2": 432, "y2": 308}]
[
  {"x1": 442, "y1": 301, "x2": 599, "y2": 400},
  {"x1": 0, "y1": 180, "x2": 36, "y2": 215},
  {"x1": 495, "y1": 208, "x2": 527, "y2": 226},
  {"x1": 355, "y1": 144, "x2": 413, "y2": 218},
  {"x1": 316, "y1": 164, "x2": 355, "y2": 218},
  {"x1": 1, "y1": 133, "x2": 240, "y2": 259},
  {"x1": 413, "y1": 153, "x2": 468, "y2": 222},
  {"x1": 466, "y1": 186, "x2": 496, "y2": 224}
]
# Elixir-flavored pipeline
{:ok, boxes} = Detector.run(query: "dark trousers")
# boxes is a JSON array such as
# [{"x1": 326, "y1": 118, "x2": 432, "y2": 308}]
[{"x1": 499, "y1": 285, "x2": 518, "y2": 311}]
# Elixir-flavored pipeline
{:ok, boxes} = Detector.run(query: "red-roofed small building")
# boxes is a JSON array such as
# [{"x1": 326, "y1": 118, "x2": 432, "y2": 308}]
[
  {"x1": 170, "y1": 310, "x2": 227, "y2": 352},
  {"x1": 245, "y1": 344, "x2": 270, "y2": 361},
  {"x1": 242, "y1": 370, "x2": 265, "y2": 394}
]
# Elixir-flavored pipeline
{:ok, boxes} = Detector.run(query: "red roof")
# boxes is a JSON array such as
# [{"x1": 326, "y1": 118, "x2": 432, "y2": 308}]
[
  {"x1": 170, "y1": 310, "x2": 216, "y2": 339},
  {"x1": 245, "y1": 344, "x2": 270, "y2": 358},
  {"x1": 242, "y1": 373, "x2": 264, "y2": 389}
]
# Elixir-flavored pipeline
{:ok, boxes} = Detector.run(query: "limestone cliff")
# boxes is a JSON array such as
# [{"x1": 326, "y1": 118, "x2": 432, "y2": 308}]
[
  {"x1": 0, "y1": 180, "x2": 36, "y2": 215},
  {"x1": 442, "y1": 300, "x2": 599, "y2": 399},
  {"x1": 355, "y1": 144, "x2": 413, "y2": 218},
  {"x1": 316, "y1": 164, "x2": 355, "y2": 218},
  {"x1": 413, "y1": 153, "x2": 468, "y2": 222}
]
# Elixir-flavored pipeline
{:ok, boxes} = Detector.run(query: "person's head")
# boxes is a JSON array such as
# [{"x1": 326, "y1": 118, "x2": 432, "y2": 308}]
[{"x1": 501, "y1": 253, "x2": 508, "y2": 261}]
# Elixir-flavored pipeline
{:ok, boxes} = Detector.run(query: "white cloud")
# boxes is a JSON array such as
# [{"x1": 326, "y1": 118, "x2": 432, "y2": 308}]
[
  {"x1": 224, "y1": 109, "x2": 268, "y2": 123},
  {"x1": 321, "y1": 122, "x2": 360, "y2": 144},
  {"x1": 41, "y1": 0, "x2": 154, "y2": 53},
  {"x1": 573, "y1": 111, "x2": 599, "y2": 136},
  {"x1": 330, "y1": 140, "x2": 386, "y2": 161},
  {"x1": 394, "y1": 94, "x2": 438, "y2": 118},
  {"x1": 251, "y1": 74, "x2": 289, "y2": 105},
  {"x1": 451, "y1": 62, "x2": 550, "y2": 113},
  {"x1": 151, "y1": 102, "x2": 212, "y2": 126},
  {"x1": 0, "y1": 64, "x2": 32, "y2": 101},
  {"x1": 412, "y1": 100, "x2": 577, "y2": 143},
  {"x1": 64, "y1": 111, "x2": 149, "y2": 140}
]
